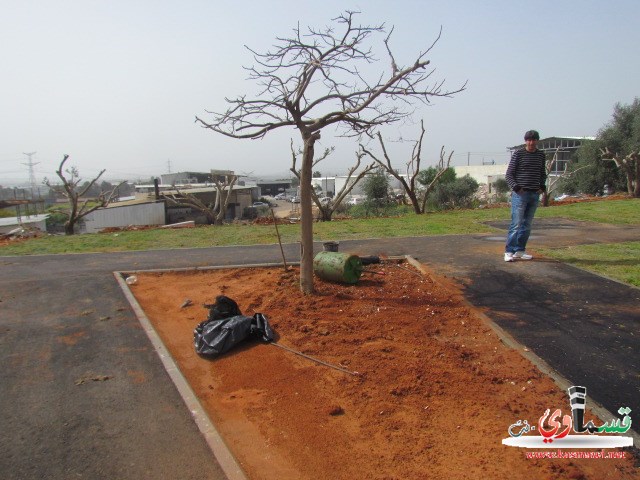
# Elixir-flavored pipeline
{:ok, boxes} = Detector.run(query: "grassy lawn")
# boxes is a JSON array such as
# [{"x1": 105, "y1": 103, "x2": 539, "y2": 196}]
[
  {"x1": 539, "y1": 241, "x2": 640, "y2": 287},
  {"x1": 1, "y1": 198, "x2": 639, "y2": 287}
]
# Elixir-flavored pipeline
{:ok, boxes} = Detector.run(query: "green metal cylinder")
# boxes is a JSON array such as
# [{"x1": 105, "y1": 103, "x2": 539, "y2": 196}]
[{"x1": 313, "y1": 251, "x2": 363, "y2": 284}]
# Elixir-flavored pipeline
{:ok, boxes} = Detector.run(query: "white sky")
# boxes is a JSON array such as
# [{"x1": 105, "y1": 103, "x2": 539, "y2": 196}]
[{"x1": 1, "y1": 0, "x2": 639, "y2": 185}]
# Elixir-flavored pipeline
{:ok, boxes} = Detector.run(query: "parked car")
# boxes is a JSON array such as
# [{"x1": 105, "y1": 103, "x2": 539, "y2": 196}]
[
  {"x1": 252, "y1": 201, "x2": 269, "y2": 208},
  {"x1": 317, "y1": 196, "x2": 332, "y2": 205},
  {"x1": 289, "y1": 196, "x2": 300, "y2": 203}
]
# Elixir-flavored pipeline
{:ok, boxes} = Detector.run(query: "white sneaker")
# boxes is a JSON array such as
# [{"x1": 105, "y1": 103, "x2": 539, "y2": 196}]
[
  {"x1": 504, "y1": 252, "x2": 515, "y2": 262},
  {"x1": 513, "y1": 251, "x2": 533, "y2": 260}
]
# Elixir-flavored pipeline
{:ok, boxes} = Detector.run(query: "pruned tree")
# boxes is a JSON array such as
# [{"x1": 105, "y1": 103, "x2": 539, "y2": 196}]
[
  {"x1": 359, "y1": 120, "x2": 452, "y2": 213},
  {"x1": 164, "y1": 189, "x2": 216, "y2": 224},
  {"x1": 600, "y1": 148, "x2": 639, "y2": 197},
  {"x1": 212, "y1": 174, "x2": 238, "y2": 224},
  {"x1": 290, "y1": 141, "x2": 376, "y2": 221},
  {"x1": 195, "y1": 11, "x2": 466, "y2": 293},
  {"x1": 164, "y1": 174, "x2": 238, "y2": 225},
  {"x1": 542, "y1": 147, "x2": 591, "y2": 206},
  {"x1": 43, "y1": 154, "x2": 122, "y2": 235}
]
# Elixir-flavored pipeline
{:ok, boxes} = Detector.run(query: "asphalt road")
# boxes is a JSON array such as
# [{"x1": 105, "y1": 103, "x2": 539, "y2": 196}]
[{"x1": 1, "y1": 219, "x2": 638, "y2": 479}]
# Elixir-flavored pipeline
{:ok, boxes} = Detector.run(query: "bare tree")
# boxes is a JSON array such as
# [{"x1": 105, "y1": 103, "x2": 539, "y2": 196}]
[
  {"x1": 359, "y1": 120, "x2": 452, "y2": 214},
  {"x1": 44, "y1": 154, "x2": 122, "y2": 235},
  {"x1": 290, "y1": 142, "x2": 376, "y2": 221},
  {"x1": 164, "y1": 174, "x2": 238, "y2": 225},
  {"x1": 600, "y1": 147, "x2": 639, "y2": 197},
  {"x1": 542, "y1": 148, "x2": 591, "y2": 206},
  {"x1": 196, "y1": 11, "x2": 466, "y2": 293},
  {"x1": 212, "y1": 174, "x2": 238, "y2": 225},
  {"x1": 164, "y1": 189, "x2": 216, "y2": 224}
]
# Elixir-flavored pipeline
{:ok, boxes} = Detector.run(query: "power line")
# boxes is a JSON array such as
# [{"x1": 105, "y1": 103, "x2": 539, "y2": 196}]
[{"x1": 21, "y1": 152, "x2": 39, "y2": 198}]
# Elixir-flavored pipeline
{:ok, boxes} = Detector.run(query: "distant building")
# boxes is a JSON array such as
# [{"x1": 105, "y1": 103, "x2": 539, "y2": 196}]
[
  {"x1": 0, "y1": 214, "x2": 49, "y2": 234},
  {"x1": 256, "y1": 180, "x2": 292, "y2": 196},
  {"x1": 80, "y1": 202, "x2": 165, "y2": 234},
  {"x1": 160, "y1": 169, "x2": 237, "y2": 186},
  {"x1": 311, "y1": 177, "x2": 335, "y2": 196},
  {"x1": 454, "y1": 164, "x2": 508, "y2": 189}
]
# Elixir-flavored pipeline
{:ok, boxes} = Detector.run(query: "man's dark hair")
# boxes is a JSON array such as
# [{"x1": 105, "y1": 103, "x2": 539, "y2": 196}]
[{"x1": 524, "y1": 130, "x2": 540, "y2": 141}]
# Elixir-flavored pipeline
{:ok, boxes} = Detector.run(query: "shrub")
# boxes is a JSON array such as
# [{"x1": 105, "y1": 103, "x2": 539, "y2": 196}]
[{"x1": 429, "y1": 175, "x2": 479, "y2": 210}]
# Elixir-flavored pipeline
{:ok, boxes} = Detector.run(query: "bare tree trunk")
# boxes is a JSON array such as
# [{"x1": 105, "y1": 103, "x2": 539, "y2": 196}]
[
  {"x1": 214, "y1": 175, "x2": 237, "y2": 225},
  {"x1": 602, "y1": 148, "x2": 639, "y2": 198},
  {"x1": 64, "y1": 219, "x2": 75, "y2": 235},
  {"x1": 299, "y1": 133, "x2": 319, "y2": 294}
]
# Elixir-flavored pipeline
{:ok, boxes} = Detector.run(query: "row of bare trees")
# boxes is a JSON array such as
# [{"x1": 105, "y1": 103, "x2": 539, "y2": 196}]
[{"x1": 59, "y1": 12, "x2": 637, "y2": 297}]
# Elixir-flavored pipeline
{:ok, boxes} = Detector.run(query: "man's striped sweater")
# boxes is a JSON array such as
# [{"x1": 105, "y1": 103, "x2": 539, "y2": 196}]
[{"x1": 505, "y1": 148, "x2": 547, "y2": 192}]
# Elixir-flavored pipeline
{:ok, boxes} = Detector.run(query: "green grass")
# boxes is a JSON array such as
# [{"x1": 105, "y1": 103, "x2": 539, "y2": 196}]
[
  {"x1": 2, "y1": 197, "x2": 638, "y2": 287},
  {"x1": 539, "y1": 242, "x2": 640, "y2": 287},
  {"x1": 1, "y1": 198, "x2": 638, "y2": 256},
  {"x1": 535, "y1": 198, "x2": 640, "y2": 224}
]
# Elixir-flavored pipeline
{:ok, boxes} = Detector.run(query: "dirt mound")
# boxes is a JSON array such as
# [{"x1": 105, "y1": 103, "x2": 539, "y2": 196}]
[{"x1": 130, "y1": 263, "x2": 637, "y2": 480}]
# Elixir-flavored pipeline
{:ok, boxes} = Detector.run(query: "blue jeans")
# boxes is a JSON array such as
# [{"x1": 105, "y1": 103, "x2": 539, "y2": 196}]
[{"x1": 505, "y1": 191, "x2": 539, "y2": 253}]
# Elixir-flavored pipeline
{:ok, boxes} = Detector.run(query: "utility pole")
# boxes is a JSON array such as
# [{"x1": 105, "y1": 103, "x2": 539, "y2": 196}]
[
  {"x1": 22, "y1": 151, "x2": 39, "y2": 199},
  {"x1": 467, "y1": 152, "x2": 470, "y2": 166},
  {"x1": 167, "y1": 159, "x2": 172, "y2": 173}
]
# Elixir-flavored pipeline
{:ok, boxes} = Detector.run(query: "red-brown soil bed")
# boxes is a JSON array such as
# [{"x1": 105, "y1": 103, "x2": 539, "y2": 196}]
[{"x1": 130, "y1": 262, "x2": 637, "y2": 480}]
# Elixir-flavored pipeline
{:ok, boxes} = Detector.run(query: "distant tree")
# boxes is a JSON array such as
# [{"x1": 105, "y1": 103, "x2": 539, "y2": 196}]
[
  {"x1": 212, "y1": 174, "x2": 238, "y2": 224},
  {"x1": 312, "y1": 171, "x2": 322, "y2": 178},
  {"x1": 43, "y1": 155, "x2": 122, "y2": 235},
  {"x1": 559, "y1": 139, "x2": 624, "y2": 195},
  {"x1": 418, "y1": 165, "x2": 456, "y2": 187},
  {"x1": 196, "y1": 11, "x2": 465, "y2": 293},
  {"x1": 360, "y1": 120, "x2": 454, "y2": 214},
  {"x1": 599, "y1": 98, "x2": 640, "y2": 197},
  {"x1": 430, "y1": 174, "x2": 479, "y2": 210},
  {"x1": 541, "y1": 147, "x2": 591, "y2": 206},
  {"x1": 290, "y1": 142, "x2": 375, "y2": 222},
  {"x1": 362, "y1": 167, "x2": 391, "y2": 204},
  {"x1": 164, "y1": 174, "x2": 237, "y2": 225},
  {"x1": 492, "y1": 177, "x2": 510, "y2": 195}
]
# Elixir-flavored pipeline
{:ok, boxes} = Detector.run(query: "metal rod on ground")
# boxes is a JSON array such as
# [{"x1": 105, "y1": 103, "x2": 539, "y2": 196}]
[
  {"x1": 270, "y1": 207, "x2": 288, "y2": 271},
  {"x1": 269, "y1": 341, "x2": 359, "y2": 376},
  {"x1": 392, "y1": 263, "x2": 424, "y2": 278},
  {"x1": 361, "y1": 269, "x2": 385, "y2": 275}
]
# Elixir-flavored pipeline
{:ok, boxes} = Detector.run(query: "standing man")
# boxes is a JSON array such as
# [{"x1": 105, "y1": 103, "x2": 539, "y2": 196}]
[{"x1": 504, "y1": 130, "x2": 547, "y2": 262}]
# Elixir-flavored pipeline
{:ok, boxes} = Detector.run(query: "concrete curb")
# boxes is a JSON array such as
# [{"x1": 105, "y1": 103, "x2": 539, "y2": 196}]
[
  {"x1": 114, "y1": 270, "x2": 251, "y2": 480},
  {"x1": 404, "y1": 255, "x2": 640, "y2": 446}
]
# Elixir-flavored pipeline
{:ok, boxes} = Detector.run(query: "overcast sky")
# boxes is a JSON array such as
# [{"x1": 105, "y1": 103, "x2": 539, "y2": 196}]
[{"x1": 1, "y1": 0, "x2": 638, "y2": 186}]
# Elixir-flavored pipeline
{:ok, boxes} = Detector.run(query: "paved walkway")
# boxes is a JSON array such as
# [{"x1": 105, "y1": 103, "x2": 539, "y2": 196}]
[{"x1": 1, "y1": 218, "x2": 638, "y2": 479}]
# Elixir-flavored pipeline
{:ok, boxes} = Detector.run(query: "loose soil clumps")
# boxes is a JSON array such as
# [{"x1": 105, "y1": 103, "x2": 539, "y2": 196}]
[{"x1": 131, "y1": 262, "x2": 637, "y2": 480}]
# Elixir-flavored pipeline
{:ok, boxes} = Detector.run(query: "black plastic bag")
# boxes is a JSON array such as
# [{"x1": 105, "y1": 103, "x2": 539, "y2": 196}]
[
  {"x1": 194, "y1": 296, "x2": 274, "y2": 357},
  {"x1": 252, "y1": 312, "x2": 274, "y2": 343},
  {"x1": 204, "y1": 295, "x2": 241, "y2": 321}
]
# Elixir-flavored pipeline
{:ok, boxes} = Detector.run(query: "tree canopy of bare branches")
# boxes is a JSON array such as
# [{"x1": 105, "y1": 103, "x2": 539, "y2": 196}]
[
  {"x1": 542, "y1": 147, "x2": 591, "y2": 205},
  {"x1": 44, "y1": 154, "x2": 122, "y2": 235},
  {"x1": 289, "y1": 141, "x2": 376, "y2": 221},
  {"x1": 164, "y1": 174, "x2": 238, "y2": 225},
  {"x1": 196, "y1": 11, "x2": 466, "y2": 293},
  {"x1": 359, "y1": 121, "x2": 452, "y2": 213}
]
